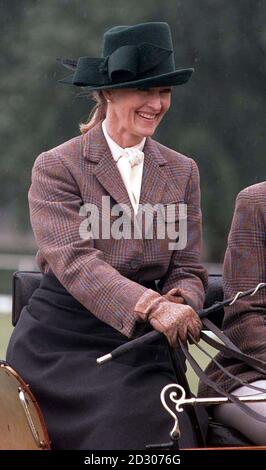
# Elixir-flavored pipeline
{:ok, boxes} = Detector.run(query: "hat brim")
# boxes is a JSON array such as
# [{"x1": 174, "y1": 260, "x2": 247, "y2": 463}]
[{"x1": 59, "y1": 68, "x2": 194, "y2": 90}]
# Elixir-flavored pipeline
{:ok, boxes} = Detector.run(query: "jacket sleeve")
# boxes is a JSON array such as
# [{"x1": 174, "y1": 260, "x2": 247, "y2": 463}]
[
  {"x1": 223, "y1": 190, "x2": 266, "y2": 322},
  {"x1": 28, "y1": 151, "x2": 156, "y2": 338},
  {"x1": 157, "y1": 159, "x2": 208, "y2": 311}
]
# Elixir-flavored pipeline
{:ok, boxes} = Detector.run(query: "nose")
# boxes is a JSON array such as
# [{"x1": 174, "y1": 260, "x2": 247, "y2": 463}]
[{"x1": 147, "y1": 92, "x2": 163, "y2": 112}]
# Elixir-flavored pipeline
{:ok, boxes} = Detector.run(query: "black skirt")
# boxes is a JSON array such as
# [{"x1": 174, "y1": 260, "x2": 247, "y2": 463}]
[{"x1": 6, "y1": 272, "x2": 202, "y2": 450}]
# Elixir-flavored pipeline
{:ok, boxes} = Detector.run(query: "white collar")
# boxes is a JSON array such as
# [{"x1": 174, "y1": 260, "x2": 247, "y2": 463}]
[{"x1": 102, "y1": 119, "x2": 146, "y2": 162}]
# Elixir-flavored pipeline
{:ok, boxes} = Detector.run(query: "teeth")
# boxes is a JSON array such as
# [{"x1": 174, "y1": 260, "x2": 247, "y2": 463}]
[{"x1": 137, "y1": 112, "x2": 157, "y2": 120}]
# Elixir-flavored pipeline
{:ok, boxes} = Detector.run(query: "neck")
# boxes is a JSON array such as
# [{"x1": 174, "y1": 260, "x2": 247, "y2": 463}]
[{"x1": 104, "y1": 117, "x2": 143, "y2": 148}]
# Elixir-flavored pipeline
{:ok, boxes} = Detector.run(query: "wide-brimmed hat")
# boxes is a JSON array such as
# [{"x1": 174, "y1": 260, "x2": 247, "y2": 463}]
[{"x1": 58, "y1": 22, "x2": 194, "y2": 90}]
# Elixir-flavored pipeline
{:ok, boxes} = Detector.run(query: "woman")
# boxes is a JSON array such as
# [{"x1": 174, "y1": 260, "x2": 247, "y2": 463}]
[
  {"x1": 7, "y1": 22, "x2": 207, "y2": 450},
  {"x1": 199, "y1": 182, "x2": 266, "y2": 445}
]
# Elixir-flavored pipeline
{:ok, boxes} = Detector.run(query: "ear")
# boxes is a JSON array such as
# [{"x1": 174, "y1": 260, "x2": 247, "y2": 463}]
[{"x1": 102, "y1": 90, "x2": 113, "y2": 103}]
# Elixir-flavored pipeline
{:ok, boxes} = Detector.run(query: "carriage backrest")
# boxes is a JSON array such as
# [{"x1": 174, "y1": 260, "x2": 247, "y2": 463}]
[
  {"x1": 12, "y1": 271, "x2": 224, "y2": 327},
  {"x1": 12, "y1": 271, "x2": 43, "y2": 326}
]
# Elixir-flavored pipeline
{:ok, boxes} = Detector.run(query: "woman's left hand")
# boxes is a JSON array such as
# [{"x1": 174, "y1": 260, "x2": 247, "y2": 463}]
[{"x1": 163, "y1": 288, "x2": 185, "y2": 305}]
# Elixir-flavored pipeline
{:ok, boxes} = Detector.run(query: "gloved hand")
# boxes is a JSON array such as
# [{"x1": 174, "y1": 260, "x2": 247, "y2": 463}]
[
  {"x1": 149, "y1": 300, "x2": 202, "y2": 348},
  {"x1": 163, "y1": 287, "x2": 185, "y2": 305},
  {"x1": 134, "y1": 290, "x2": 202, "y2": 348}
]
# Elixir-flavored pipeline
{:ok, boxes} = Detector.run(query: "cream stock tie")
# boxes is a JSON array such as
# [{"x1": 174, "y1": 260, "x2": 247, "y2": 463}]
[{"x1": 117, "y1": 148, "x2": 144, "y2": 214}]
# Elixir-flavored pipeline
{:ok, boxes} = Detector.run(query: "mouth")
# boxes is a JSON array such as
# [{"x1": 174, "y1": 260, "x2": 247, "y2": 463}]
[{"x1": 136, "y1": 111, "x2": 159, "y2": 122}]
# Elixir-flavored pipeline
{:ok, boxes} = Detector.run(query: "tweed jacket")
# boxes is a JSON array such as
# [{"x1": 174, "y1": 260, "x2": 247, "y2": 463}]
[
  {"x1": 199, "y1": 182, "x2": 266, "y2": 397},
  {"x1": 28, "y1": 123, "x2": 207, "y2": 338}
]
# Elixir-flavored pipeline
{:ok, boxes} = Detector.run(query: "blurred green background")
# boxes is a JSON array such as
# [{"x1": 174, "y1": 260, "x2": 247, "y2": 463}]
[
  {"x1": 0, "y1": 1, "x2": 265, "y2": 364},
  {"x1": 0, "y1": 314, "x2": 13, "y2": 358}
]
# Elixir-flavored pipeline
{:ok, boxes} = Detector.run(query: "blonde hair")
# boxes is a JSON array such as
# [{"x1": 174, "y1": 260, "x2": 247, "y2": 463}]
[{"x1": 79, "y1": 91, "x2": 107, "y2": 134}]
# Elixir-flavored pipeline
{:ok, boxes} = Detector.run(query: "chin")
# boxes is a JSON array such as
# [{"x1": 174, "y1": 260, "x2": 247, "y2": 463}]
[
  {"x1": 144, "y1": 129, "x2": 155, "y2": 137},
  {"x1": 135, "y1": 125, "x2": 157, "y2": 138}
]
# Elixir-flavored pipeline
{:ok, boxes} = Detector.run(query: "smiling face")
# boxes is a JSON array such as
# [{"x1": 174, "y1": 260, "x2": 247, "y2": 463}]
[{"x1": 103, "y1": 87, "x2": 172, "y2": 147}]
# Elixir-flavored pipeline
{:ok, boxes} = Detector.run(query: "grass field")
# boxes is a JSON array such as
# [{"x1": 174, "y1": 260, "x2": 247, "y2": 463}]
[
  {"x1": 0, "y1": 314, "x2": 13, "y2": 359},
  {"x1": 0, "y1": 312, "x2": 215, "y2": 394}
]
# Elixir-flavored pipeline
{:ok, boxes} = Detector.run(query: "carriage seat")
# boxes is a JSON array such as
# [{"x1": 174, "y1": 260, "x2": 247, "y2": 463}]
[{"x1": 12, "y1": 271, "x2": 224, "y2": 326}]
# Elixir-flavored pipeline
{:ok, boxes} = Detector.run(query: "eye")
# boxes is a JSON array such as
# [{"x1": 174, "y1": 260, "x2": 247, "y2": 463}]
[{"x1": 160, "y1": 88, "x2": 172, "y2": 94}]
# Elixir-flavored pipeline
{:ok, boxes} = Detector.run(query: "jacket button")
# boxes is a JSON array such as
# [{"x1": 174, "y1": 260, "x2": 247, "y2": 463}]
[{"x1": 130, "y1": 260, "x2": 139, "y2": 269}]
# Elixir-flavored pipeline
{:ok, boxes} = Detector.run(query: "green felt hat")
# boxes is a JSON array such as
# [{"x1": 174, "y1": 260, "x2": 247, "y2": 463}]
[{"x1": 58, "y1": 22, "x2": 194, "y2": 90}]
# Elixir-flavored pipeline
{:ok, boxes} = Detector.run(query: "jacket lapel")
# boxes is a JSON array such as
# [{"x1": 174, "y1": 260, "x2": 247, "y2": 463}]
[
  {"x1": 83, "y1": 123, "x2": 168, "y2": 212},
  {"x1": 139, "y1": 137, "x2": 167, "y2": 206},
  {"x1": 83, "y1": 123, "x2": 133, "y2": 210}
]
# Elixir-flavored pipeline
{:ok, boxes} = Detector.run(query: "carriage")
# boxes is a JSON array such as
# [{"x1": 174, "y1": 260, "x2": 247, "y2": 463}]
[{"x1": 0, "y1": 271, "x2": 265, "y2": 450}]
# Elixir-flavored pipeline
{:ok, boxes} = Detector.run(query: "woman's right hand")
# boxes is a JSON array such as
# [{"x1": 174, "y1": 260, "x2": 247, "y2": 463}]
[{"x1": 148, "y1": 300, "x2": 202, "y2": 348}]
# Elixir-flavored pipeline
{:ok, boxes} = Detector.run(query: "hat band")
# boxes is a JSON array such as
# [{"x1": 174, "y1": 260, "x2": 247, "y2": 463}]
[{"x1": 61, "y1": 43, "x2": 173, "y2": 87}]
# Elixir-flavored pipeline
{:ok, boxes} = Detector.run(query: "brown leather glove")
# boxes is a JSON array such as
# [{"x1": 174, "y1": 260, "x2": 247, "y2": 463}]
[
  {"x1": 163, "y1": 287, "x2": 185, "y2": 305},
  {"x1": 134, "y1": 290, "x2": 202, "y2": 348}
]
